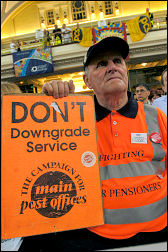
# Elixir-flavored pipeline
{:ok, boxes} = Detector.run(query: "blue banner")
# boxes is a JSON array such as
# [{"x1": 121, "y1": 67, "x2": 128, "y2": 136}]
[{"x1": 13, "y1": 47, "x2": 54, "y2": 77}]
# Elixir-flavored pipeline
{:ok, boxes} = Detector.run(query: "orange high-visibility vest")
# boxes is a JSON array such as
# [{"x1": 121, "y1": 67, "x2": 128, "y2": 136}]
[{"x1": 88, "y1": 97, "x2": 167, "y2": 239}]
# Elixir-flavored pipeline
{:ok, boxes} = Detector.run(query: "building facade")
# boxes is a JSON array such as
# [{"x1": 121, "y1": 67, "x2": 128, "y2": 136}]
[{"x1": 1, "y1": 1, "x2": 167, "y2": 93}]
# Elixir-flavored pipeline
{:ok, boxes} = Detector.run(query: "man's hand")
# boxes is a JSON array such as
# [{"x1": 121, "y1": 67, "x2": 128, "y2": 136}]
[{"x1": 42, "y1": 80, "x2": 75, "y2": 99}]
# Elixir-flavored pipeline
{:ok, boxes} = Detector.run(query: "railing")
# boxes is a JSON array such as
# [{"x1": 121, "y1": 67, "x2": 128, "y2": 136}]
[{"x1": 1, "y1": 14, "x2": 167, "y2": 56}]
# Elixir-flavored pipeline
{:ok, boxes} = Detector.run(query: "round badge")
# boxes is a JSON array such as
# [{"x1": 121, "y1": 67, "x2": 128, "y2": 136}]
[
  {"x1": 81, "y1": 151, "x2": 96, "y2": 167},
  {"x1": 150, "y1": 132, "x2": 162, "y2": 143}
]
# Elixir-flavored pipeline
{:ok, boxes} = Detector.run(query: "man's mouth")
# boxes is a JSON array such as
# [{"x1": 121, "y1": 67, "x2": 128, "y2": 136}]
[{"x1": 107, "y1": 77, "x2": 120, "y2": 81}]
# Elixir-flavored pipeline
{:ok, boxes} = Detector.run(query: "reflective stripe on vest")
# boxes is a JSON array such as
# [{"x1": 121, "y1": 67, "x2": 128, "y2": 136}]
[
  {"x1": 144, "y1": 104, "x2": 165, "y2": 161},
  {"x1": 100, "y1": 161, "x2": 165, "y2": 180},
  {"x1": 104, "y1": 196, "x2": 167, "y2": 224},
  {"x1": 101, "y1": 104, "x2": 166, "y2": 225}
]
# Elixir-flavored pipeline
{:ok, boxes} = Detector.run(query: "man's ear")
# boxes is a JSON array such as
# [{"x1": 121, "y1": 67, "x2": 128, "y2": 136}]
[{"x1": 83, "y1": 74, "x2": 92, "y2": 89}]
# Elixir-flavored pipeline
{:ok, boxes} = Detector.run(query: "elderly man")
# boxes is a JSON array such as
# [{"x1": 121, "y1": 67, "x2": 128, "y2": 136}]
[
  {"x1": 135, "y1": 83, "x2": 151, "y2": 104},
  {"x1": 20, "y1": 37, "x2": 167, "y2": 251},
  {"x1": 152, "y1": 69, "x2": 167, "y2": 115}
]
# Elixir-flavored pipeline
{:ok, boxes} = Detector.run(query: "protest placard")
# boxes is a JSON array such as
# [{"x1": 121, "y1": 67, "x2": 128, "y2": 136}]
[{"x1": 1, "y1": 94, "x2": 104, "y2": 239}]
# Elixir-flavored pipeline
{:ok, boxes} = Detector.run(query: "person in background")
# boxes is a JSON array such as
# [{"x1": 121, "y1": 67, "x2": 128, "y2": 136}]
[
  {"x1": 1, "y1": 82, "x2": 23, "y2": 251},
  {"x1": 46, "y1": 30, "x2": 51, "y2": 46},
  {"x1": 146, "y1": 8, "x2": 154, "y2": 28},
  {"x1": 42, "y1": 29, "x2": 47, "y2": 47},
  {"x1": 10, "y1": 40, "x2": 17, "y2": 54},
  {"x1": 72, "y1": 22, "x2": 82, "y2": 43},
  {"x1": 1, "y1": 82, "x2": 22, "y2": 94},
  {"x1": 20, "y1": 40, "x2": 26, "y2": 49},
  {"x1": 52, "y1": 24, "x2": 62, "y2": 45},
  {"x1": 62, "y1": 24, "x2": 72, "y2": 44},
  {"x1": 98, "y1": 19, "x2": 107, "y2": 27},
  {"x1": 36, "y1": 36, "x2": 167, "y2": 251},
  {"x1": 152, "y1": 68, "x2": 167, "y2": 115},
  {"x1": 156, "y1": 87, "x2": 164, "y2": 96},
  {"x1": 17, "y1": 40, "x2": 21, "y2": 52},
  {"x1": 76, "y1": 22, "x2": 80, "y2": 30},
  {"x1": 149, "y1": 90, "x2": 161, "y2": 104},
  {"x1": 151, "y1": 93, "x2": 161, "y2": 103},
  {"x1": 42, "y1": 29, "x2": 50, "y2": 47},
  {"x1": 135, "y1": 83, "x2": 151, "y2": 104}
]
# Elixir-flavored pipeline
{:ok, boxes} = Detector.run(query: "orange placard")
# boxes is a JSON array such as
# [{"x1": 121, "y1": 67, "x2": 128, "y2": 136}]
[{"x1": 1, "y1": 94, "x2": 104, "y2": 239}]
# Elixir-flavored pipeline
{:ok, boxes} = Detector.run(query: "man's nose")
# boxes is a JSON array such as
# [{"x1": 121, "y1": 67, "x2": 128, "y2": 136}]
[{"x1": 106, "y1": 60, "x2": 116, "y2": 72}]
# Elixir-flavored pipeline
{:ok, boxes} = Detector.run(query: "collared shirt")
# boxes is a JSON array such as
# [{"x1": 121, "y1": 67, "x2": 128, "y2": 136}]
[
  {"x1": 94, "y1": 91, "x2": 138, "y2": 122},
  {"x1": 152, "y1": 95, "x2": 167, "y2": 116}
]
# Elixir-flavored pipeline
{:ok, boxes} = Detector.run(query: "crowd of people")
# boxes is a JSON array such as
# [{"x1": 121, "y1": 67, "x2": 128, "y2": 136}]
[
  {"x1": 42, "y1": 23, "x2": 74, "y2": 47},
  {"x1": 10, "y1": 39, "x2": 39, "y2": 53},
  {"x1": 134, "y1": 77, "x2": 167, "y2": 112},
  {"x1": 10, "y1": 40, "x2": 23, "y2": 53},
  {"x1": 9, "y1": 23, "x2": 74, "y2": 54}
]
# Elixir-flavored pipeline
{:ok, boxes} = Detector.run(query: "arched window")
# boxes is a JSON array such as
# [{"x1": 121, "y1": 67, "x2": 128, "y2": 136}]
[{"x1": 71, "y1": 1, "x2": 87, "y2": 21}]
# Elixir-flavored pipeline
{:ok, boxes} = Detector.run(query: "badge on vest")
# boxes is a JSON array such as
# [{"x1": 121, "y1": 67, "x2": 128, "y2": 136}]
[
  {"x1": 150, "y1": 132, "x2": 162, "y2": 143},
  {"x1": 131, "y1": 133, "x2": 147, "y2": 144}
]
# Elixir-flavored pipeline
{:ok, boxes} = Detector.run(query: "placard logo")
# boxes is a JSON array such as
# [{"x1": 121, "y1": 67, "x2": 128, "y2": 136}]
[
  {"x1": 19, "y1": 162, "x2": 87, "y2": 217},
  {"x1": 31, "y1": 66, "x2": 38, "y2": 72},
  {"x1": 31, "y1": 171, "x2": 77, "y2": 218},
  {"x1": 81, "y1": 151, "x2": 96, "y2": 167}
]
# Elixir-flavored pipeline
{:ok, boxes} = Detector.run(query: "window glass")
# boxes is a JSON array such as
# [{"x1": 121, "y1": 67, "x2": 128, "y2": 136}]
[{"x1": 71, "y1": 1, "x2": 87, "y2": 21}]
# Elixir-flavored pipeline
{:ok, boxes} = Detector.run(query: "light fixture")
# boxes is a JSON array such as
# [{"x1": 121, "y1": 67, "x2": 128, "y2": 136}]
[
  {"x1": 19, "y1": 81, "x2": 24, "y2": 84},
  {"x1": 63, "y1": 12, "x2": 69, "y2": 24},
  {"x1": 114, "y1": 1, "x2": 119, "y2": 16},
  {"x1": 114, "y1": 1, "x2": 119, "y2": 9},
  {"x1": 91, "y1": 12, "x2": 96, "y2": 20},
  {"x1": 115, "y1": 9, "x2": 119, "y2": 15},
  {"x1": 64, "y1": 16, "x2": 69, "y2": 24},
  {"x1": 99, "y1": 11, "x2": 104, "y2": 19},
  {"x1": 99, "y1": 5, "x2": 104, "y2": 19},
  {"x1": 91, "y1": 6, "x2": 96, "y2": 20},
  {"x1": 141, "y1": 63, "x2": 147, "y2": 66},
  {"x1": 56, "y1": 18, "x2": 61, "y2": 26},
  {"x1": 41, "y1": 23, "x2": 46, "y2": 29},
  {"x1": 40, "y1": 16, "x2": 44, "y2": 23},
  {"x1": 40, "y1": 16, "x2": 46, "y2": 29},
  {"x1": 78, "y1": 71, "x2": 84, "y2": 75}
]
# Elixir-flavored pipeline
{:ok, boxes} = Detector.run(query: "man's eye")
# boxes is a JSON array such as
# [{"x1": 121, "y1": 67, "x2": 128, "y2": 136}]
[
  {"x1": 97, "y1": 61, "x2": 107, "y2": 68},
  {"x1": 113, "y1": 58, "x2": 121, "y2": 64}
]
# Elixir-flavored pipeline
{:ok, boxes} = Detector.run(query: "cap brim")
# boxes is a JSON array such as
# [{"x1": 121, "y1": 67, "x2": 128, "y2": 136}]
[{"x1": 84, "y1": 37, "x2": 129, "y2": 68}]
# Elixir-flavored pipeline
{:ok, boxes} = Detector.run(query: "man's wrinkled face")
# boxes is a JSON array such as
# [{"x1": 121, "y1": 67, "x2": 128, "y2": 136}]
[
  {"x1": 83, "y1": 51, "x2": 128, "y2": 97},
  {"x1": 135, "y1": 86, "x2": 150, "y2": 103}
]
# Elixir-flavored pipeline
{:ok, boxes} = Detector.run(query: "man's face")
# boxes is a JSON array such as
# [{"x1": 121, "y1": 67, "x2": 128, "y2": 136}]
[
  {"x1": 135, "y1": 85, "x2": 150, "y2": 103},
  {"x1": 83, "y1": 51, "x2": 128, "y2": 97},
  {"x1": 162, "y1": 70, "x2": 167, "y2": 93}
]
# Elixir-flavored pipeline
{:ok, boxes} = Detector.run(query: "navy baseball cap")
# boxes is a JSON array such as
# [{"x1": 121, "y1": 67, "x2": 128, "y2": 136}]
[{"x1": 83, "y1": 36, "x2": 129, "y2": 70}]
